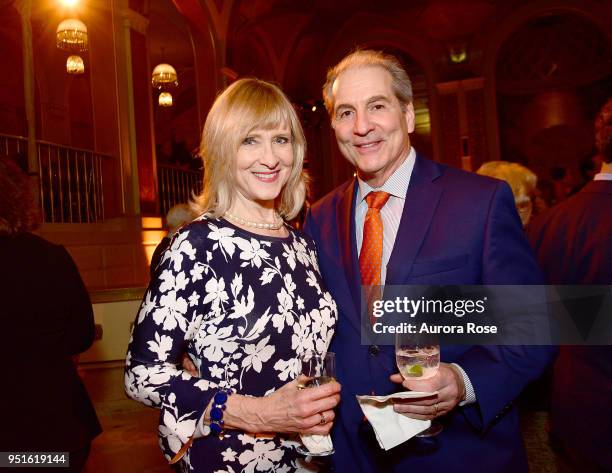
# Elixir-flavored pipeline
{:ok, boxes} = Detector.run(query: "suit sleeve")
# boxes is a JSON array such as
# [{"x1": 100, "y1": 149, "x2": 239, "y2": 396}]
[
  {"x1": 456, "y1": 182, "x2": 557, "y2": 432},
  {"x1": 303, "y1": 207, "x2": 318, "y2": 242}
]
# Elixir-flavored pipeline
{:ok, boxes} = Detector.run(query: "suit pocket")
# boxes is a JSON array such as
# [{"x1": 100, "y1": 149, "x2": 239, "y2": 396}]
[{"x1": 410, "y1": 253, "x2": 469, "y2": 277}]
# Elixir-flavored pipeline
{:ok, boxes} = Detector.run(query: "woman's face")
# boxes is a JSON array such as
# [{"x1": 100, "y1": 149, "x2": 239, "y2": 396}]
[
  {"x1": 233, "y1": 124, "x2": 294, "y2": 208},
  {"x1": 515, "y1": 195, "x2": 533, "y2": 227}
]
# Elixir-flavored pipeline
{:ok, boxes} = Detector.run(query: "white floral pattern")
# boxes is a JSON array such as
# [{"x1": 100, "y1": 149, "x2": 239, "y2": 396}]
[{"x1": 125, "y1": 218, "x2": 337, "y2": 472}]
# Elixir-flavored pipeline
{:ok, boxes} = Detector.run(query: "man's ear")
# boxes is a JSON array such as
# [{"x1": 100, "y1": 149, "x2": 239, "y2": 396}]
[{"x1": 403, "y1": 102, "x2": 416, "y2": 134}]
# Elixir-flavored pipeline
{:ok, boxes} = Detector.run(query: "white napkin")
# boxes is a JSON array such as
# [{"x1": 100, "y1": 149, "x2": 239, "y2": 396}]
[
  {"x1": 299, "y1": 433, "x2": 333, "y2": 454},
  {"x1": 357, "y1": 391, "x2": 436, "y2": 450}
]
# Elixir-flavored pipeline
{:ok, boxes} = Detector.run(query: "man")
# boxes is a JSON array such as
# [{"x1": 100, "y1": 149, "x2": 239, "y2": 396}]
[
  {"x1": 527, "y1": 99, "x2": 612, "y2": 472},
  {"x1": 304, "y1": 50, "x2": 556, "y2": 472}
]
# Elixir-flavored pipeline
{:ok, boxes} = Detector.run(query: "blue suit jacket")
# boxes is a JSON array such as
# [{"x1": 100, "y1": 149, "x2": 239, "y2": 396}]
[{"x1": 304, "y1": 155, "x2": 556, "y2": 473}]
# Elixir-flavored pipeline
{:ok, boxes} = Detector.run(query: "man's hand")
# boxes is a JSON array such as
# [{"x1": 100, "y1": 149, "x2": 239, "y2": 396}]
[
  {"x1": 181, "y1": 354, "x2": 198, "y2": 377},
  {"x1": 389, "y1": 363, "x2": 465, "y2": 420}
]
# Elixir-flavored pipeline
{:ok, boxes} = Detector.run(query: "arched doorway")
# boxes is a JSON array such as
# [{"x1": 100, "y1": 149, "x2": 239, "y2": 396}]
[{"x1": 495, "y1": 13, "x2": 612, "y2": 205}]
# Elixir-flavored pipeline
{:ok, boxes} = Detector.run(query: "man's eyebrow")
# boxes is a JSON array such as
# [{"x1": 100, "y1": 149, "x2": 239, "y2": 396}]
[
  {"x1": 334, "y1": 102, "x2": 353, "y2": 111},
  {"x1": 333, "y1": 94, "x2": 392, "y2": 114},
  {"x1": 366, "y1": 95, "x2": 390, "y2": 104}
]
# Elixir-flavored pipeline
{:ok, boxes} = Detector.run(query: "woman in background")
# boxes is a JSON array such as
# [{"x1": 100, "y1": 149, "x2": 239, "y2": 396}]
[
  {"x1": 477, "y1": 160, "x2": 537, "y2": 227},
  {"x1": 125, "y1": 78, "x2": 340, "y2": 472}
]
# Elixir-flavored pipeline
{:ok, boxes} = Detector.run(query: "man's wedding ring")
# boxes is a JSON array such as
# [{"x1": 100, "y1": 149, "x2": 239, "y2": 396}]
[
  {"x1": 319, "y1": 412, "x2": 327, "y2": 425},
  {"x1": 433, "y1": 403, "x2": 439, "y2": 416}
]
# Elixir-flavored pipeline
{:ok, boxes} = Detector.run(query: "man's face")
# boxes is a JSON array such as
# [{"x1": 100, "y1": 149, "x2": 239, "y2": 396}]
[{"x1": 330, "y1": 65, "x2": 415, "y2": 187}]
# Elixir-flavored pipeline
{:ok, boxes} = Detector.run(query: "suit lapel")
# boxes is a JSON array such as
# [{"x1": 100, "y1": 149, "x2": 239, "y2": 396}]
[
  {"x1": 386, "y1": 154, "x2": 443, "y2": 285},
  {"x1": 336, "y1": 180, "x2": 364, "y2": 334}
]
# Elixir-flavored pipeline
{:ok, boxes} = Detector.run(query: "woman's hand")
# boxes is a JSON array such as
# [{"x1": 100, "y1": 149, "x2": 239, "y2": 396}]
[{"x1": 224, "y1": 376, "x2": 341, "y2": 435}]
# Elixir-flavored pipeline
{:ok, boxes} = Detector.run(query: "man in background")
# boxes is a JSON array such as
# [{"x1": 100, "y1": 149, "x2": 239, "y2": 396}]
[
  {"x1": 527, "y1": 98, "x2": 612, "y2": 472},
  {"x1": 150, "y1": 203, "x2": 196, "y2": 278}
]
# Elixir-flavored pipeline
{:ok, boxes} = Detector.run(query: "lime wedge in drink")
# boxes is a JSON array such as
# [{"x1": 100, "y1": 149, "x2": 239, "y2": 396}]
[{"x1": 409, "y1": 364, "x2": 423, "y2": 377}]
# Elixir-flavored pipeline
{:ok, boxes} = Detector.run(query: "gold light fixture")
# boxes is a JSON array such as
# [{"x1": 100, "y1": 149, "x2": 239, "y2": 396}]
[
  {"x1": 66, "y1": 55, "x2": 85, "y2": 74},
  {"x1": 152, "y1": 63, "x2": 178, "y2": 90},
  {"x1": 158, "y1": 92, "x2": 173, "y2": 107},
  {"x1": 56, "y1": 18, "x2": 88, "y2": 52},
  {"x1": 449, "y1": 44, "x2": 468, "y2": 64}
]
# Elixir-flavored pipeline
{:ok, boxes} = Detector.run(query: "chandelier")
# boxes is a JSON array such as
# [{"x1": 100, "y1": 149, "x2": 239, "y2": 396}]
[
  {"x1": 152, "y1": 63, "x2": 178, "y2": 90},
  {"x1": 56, "y1": 18, "x2": 88, "y2": 52},
  {"x1": 66, "y1": 55, "x2": 85, "y2": 74},
  {"x1": 158, "y1": 92, "x2": 173, "y2": 107}
]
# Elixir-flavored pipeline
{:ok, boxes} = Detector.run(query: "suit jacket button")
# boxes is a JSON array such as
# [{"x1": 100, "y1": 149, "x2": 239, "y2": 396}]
[{"x1": 368, "y1": 345, "x2": 380, "y2": 356}]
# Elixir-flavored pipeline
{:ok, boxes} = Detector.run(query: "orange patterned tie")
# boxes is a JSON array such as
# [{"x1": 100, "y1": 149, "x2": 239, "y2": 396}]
[{"x1": 359, "y1": 191, "x2": 390, "y2": 324}]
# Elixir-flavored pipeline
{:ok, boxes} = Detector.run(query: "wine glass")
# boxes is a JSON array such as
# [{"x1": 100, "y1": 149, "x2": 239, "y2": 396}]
[
  {"x1": 295, "y1": 351, "x2": 336, "y2": 456},
  {"x1": 395, "y1": 332, "x2": 443, "y2": 437}
]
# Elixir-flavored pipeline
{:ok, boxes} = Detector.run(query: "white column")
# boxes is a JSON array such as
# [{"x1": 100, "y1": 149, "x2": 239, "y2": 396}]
[{"x1": 110, "y1": 0, "x2": 150, "y2": 216}]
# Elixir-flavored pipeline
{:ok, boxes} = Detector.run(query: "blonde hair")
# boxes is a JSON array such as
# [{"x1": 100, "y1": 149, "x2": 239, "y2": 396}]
[
  {"x1": 193, "y1": 78, "x2": 308, "y2": 220},
  {"x1": 322, "y1": 49, "x2": 413, "y2": 114},
  {"x1": 477, "y1": 161, "x2": 537, "y2": 227},
  {"x1": 476, "y1": 161, "x2": 537, "y2": 204}
]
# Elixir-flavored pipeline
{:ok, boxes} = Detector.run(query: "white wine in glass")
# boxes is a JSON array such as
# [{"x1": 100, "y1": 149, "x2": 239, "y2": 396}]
[
  {"x1": 296, "y1": 351, "x2": 335, "y2": 456},
  {"x1": 395, "y1": 332, "x2": 443, "y2": 437},
  {"x1": 396, "y1": 345, "x2": 440, "y2": 380}
]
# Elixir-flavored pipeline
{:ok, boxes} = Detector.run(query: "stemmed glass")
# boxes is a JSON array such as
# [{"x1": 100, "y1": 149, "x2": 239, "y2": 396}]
[
  {"x1": 395, "y1": 332, "x2": 443, "y2": 437},
  {"x1": 295, "y1": 351, "x2": 336, "y2": 456}
]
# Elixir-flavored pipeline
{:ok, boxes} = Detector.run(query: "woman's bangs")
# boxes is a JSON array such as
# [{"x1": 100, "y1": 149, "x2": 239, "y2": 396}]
[{"x1": 244, "y1": 91, "x2": 292, "y2": 133}]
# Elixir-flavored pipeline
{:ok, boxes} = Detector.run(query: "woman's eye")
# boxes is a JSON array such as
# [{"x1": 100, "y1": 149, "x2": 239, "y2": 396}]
[
  {"x1": 274, "y1": 136, "x2": 290, "y2": 144},
  {"x1": 242, "y1": 137, "x2": 256, "y2": 145}
]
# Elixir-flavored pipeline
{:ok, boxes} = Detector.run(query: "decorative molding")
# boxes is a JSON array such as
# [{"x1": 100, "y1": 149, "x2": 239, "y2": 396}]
[
  {"x1": 123, "y1": 8, "x2": 149, "y2": 35},
  {"x1": 436, "y1": 78, "x2": 485, "y2": 94},
  {"x1": 90, "y1": 286, "x2": 146, "y2": 303},
  {"x1": 12, "y1": 0, "x2": 31, "y2": 18}
]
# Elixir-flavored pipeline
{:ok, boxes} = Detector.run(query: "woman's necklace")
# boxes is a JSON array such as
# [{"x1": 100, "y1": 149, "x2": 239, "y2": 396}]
[{"x1": 224, "y1": 210, "x2": 284, "y2": 230}]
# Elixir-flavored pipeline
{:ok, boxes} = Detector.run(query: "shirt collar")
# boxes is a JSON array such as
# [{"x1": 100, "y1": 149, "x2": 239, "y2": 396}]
[
  {"x1": 594, "y1": 172, "x2": 612, "y2": 181},
  {"x1": 357, "y1": 147, "x2": 416, "y2": 203}
]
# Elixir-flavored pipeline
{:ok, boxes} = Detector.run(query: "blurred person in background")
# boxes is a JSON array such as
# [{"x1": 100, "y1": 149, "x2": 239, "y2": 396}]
[
  {"x1": 477, "y1": 160, "x2": 538, "y2": 227},
  {"x1": 150, "y1": 203, "x2": 197, "y2": 278},
  {"x1": 0, "y1": 157, "x2": 101, "y2": 472},
  {"x1": 527, "y1": 98, "x2": 612, "y2": 473}
]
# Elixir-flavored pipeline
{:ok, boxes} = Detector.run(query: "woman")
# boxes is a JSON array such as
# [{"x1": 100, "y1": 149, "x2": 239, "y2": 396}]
[
  {"x1": 476, "y1": 160, "x2": 537, "y2": 227},
  {"x1": 0, "y1": 157, "x2": 101, "y2": 472},
  {"x1": 125, "y1": 78, "x2": 340, "y2": 472}
]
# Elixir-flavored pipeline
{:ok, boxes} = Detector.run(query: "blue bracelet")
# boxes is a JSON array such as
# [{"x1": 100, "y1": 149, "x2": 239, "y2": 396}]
[{"x1": 209, "y1": 389, "x2": 231, "y2": 436}]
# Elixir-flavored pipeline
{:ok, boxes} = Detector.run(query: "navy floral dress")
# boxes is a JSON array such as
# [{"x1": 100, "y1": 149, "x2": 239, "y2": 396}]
[{"x1": 125, "y1": 217, "x2": 338, "y2": 472}]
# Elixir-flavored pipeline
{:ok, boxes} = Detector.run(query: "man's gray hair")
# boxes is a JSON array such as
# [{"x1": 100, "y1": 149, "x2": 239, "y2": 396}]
[
  {"x1": 322, "y1": 49, "x2": 413, "y2": 114},
  {"x1": 166, "y1": 203, "x2": 195, "y2": 234}
]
